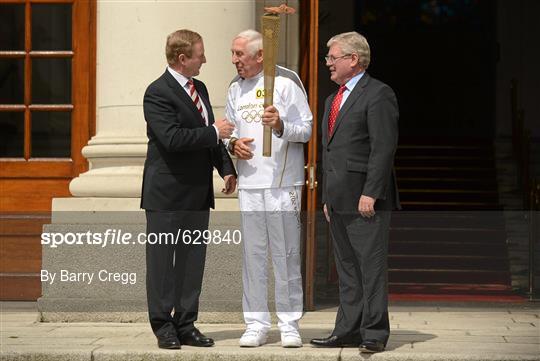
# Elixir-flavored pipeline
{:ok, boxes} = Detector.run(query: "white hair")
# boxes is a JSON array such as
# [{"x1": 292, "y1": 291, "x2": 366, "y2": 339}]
[
  {"x1": 234, "y1": 29, "x2": 263, "y2": 56},
  {"x1": 327, "y1": 31, "x2": 371, "y2": 68}
]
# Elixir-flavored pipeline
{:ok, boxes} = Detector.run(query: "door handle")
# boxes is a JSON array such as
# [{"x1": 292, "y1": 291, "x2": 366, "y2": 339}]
[{"x1": 305, "y1": 164, "x2": 317, "y2": 190}]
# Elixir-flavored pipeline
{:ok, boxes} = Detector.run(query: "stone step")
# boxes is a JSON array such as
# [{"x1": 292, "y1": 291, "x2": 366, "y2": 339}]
[
  {"x1": 3, "y1": 304, "x2": 538, "y2": 361},
  {"x1": 388, "y1": 255, "x2": 509, "y2": 271},
  {"x1": 388, "y1": 269, "x2": 511, "y2": 285},
  {"x1": 390, "y1": 212, "x2": 505, "y2": 228},
  {"x1": 396, "y1": 166, "x2": 497, "y2": 179},
  {"x1": 389, "y1": 229, "x2": 505, "y2": 243},
  {"x1": 389, "y1": 241, "x2": 507, "y2": 256},
  {"x1": 397, "y1": 145, "x2": 494, "y2": 157},
  {"x1": 395, "y1": 156, "x2": 496, "y2": 168},
  {"x1": 398, "y1": 189, "x2": 499, "y2": 203},
  {"x1": 399, "y1": 201, "x2": 501, "y2": 211},
  {"x1": 397, "y1": 177, "x2": 498, "y2": 190},
  {"x1": 388, "y1": 282, "x2": 516, "y2": 295}
]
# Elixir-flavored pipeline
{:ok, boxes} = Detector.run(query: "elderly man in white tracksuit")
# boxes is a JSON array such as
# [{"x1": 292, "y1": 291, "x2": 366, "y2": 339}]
[{"x1": 224, "y1": 30, "x2": 312, "y2": 348}]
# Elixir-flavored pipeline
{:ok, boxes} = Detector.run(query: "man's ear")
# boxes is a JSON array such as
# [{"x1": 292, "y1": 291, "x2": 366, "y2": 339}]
[
  {"x1": 256, "y1": 49, "x2": 264, "y2": 64},
  {"x1": 178, "y1": 53, "x2": 186, "y2": 65},
  {"x1": 350, "y1": 53, "x2": 359, "y2": 67}
]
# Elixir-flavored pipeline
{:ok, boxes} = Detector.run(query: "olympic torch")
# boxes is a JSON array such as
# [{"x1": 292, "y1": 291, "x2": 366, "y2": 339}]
[{"x1": 261, "y1": 4, "x2": 296, "y2": 157}]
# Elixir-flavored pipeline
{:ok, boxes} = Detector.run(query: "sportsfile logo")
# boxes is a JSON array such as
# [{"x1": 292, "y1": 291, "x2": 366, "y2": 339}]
[{"x1": 41, "y1": 229, "x2": 242, "y2": 248}]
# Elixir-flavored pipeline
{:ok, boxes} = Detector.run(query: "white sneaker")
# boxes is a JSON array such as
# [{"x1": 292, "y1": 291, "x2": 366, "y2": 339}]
[
  {"x1": 281, "y1": 330, "x2": 303, "y2": 348},
  {"x1": 239, "y1": 328, "x2": 268, "y2": 347}
]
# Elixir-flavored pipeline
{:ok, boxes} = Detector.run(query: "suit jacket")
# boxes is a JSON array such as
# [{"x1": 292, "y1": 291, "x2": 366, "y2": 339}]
[
  {"x1": 321, "y1": 73, "x2": 400, "y2": 212},
  {"x1": 141, "y1": 69, "x2": 236, "y2": 211}
]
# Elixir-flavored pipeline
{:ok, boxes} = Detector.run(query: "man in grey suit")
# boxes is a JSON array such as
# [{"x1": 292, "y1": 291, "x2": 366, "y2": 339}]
[{"x1": 310, "y1": 32, "x2": 400, "y2": 353}]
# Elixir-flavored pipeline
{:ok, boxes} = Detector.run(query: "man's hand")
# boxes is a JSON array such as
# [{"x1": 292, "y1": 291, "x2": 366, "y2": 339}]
[
  {"x1": 233, "y1": 137, "x2": 254, "y2": 160},
  {"x1": 222, "y1": 175, "x2": 236, "y2": 194},
  {"x1": 358, "y1": 195, "x2": 376, "y2": 218},
  {"x1": 261, "y1": 105, "x2": 283, "y2": 133},
  {"x1": 215, "y1": 118, "x2": 235, "y2": 139},
  {"x1": 323, "y1": 204, "x2": 330, "y2": 223}
]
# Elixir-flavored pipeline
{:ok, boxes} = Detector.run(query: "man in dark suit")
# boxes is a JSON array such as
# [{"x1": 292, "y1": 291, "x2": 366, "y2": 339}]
[
  {"x1": 141, "y1": 29, "x2": 236, "y2": 350},
  {"x1": 310, "y1": 32, "x2": 400, "y2": 353}
]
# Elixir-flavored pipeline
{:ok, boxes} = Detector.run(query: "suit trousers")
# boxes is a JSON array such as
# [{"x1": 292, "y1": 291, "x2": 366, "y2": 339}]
[
  {"x1": 145, "y1": 209, "x2": 209, "y2": 337},
  {"x1": 329, "y1": 208, "x2": 391, "y2": 345},
  {"x1": 238, "y1": 187, "x2": 304, "y2": 333}
]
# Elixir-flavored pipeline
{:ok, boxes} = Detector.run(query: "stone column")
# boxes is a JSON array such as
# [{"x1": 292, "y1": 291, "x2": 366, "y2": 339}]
[{"x1": 68, "y1": 0, "x2": 260, "y2": 205}]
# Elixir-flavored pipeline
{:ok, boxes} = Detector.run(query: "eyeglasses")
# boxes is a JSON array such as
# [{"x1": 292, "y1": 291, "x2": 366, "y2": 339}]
[{"x1": 324, "y1": 54, "x2": 352, "y2": 63}]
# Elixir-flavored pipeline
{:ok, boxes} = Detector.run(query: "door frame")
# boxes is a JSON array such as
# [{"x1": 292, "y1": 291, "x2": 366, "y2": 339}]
[{"x1": 300, "y1": 0, "x2": 319, "y2": 311}]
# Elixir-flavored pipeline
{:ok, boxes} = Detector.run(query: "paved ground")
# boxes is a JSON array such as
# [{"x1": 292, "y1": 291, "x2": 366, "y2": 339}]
[{"x1": 1, "y1": 302, "x2": 539, "y2": 361}]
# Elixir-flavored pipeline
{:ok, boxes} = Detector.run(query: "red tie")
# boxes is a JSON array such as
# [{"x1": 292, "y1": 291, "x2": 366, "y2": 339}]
[
  {"x1": 187, "y1": 79, "x2": 206, "y2": 125},
  {"x1": 328, "y1": 85, "x2": 346, "y2": 136}
]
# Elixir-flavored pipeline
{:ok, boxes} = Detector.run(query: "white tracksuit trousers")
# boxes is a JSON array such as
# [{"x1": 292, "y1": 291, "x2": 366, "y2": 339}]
[{"x1": 238, "y1": 186, "x2": 304, "y2": 333}]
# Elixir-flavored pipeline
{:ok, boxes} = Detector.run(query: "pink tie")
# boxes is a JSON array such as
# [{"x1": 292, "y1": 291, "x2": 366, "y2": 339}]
[
  {"x1": 187, "y1": 79, "x2": 206, "y2": 125},
  {"x1": 328, "y1": 85, "x2": 346, "y2": 136}
]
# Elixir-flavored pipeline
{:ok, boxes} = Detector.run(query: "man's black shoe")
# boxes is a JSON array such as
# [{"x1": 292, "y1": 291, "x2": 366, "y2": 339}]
[
  {"x1": 359, "y1": 339, "x2": 385, "y2": 353},
  {"x1": 310, "y1": 335, "x2": 360, "y2": 348},
  {"x1": 157, "y1": 332, "x2": 181, "y2": 349},
  {"x1": 180, "y1": 328, "x2": 215, "y2": 347}
]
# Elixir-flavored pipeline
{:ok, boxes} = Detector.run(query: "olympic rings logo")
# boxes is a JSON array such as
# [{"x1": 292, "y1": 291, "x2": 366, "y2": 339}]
[{"x1": 241, "y1": 109, "x2": 264, "y2": 123}]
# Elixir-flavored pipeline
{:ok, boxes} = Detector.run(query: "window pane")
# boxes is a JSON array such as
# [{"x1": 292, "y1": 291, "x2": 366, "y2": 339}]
[
  {"x1": 0, "y1": 4, "x2": 25, "y2": 50},
  {"x1": 0, "y1": 59, "x2": 24, "y2": 104},
  {"x1": 0, "y1": 112, "x2": 24, "y2": 157},
  {"x1": 31, "y1": 112, "x2": 71, "y2": 157},
  {"x1": 32, "y1": 58, "x2": 71, "y2": 104},
  {"x1": 32, "y1": 4, "x2": 72, "y2": 51}
]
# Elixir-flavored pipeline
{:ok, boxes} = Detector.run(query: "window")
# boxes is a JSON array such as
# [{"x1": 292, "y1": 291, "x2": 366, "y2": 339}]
[{"x1": 0, "y1": 0, "x2": 95, "y2": 183}]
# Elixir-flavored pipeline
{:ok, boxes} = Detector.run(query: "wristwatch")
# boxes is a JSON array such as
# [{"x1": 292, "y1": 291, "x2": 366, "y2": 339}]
[
  {"x1": 228, "y1": 137, "x2": 238, "y2": 154},
  {"x1": 272, "y1": 118, "x2": 284, "y2": 138}
]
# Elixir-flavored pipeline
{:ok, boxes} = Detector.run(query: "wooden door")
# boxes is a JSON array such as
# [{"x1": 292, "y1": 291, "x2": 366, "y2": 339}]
[{"x1": 0, "y1": 0, "x2": 96, "y2": 300}]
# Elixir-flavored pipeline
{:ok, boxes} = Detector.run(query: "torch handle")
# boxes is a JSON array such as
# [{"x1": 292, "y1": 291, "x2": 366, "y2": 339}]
[
  {"x1": 262, "y1": 14, "x2": 280, "y2": 157},
  {"x1": 263, "y1": 74, "x2": 275, "y2": 157}
]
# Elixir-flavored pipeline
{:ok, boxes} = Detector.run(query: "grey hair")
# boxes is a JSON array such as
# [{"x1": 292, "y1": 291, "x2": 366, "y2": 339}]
[
  {"x1": 327, "y1": 31, "x2": 370, "y2": 68},
  {"x1": 234, "y1": 29, "x2": 263, "y2": 56}
]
